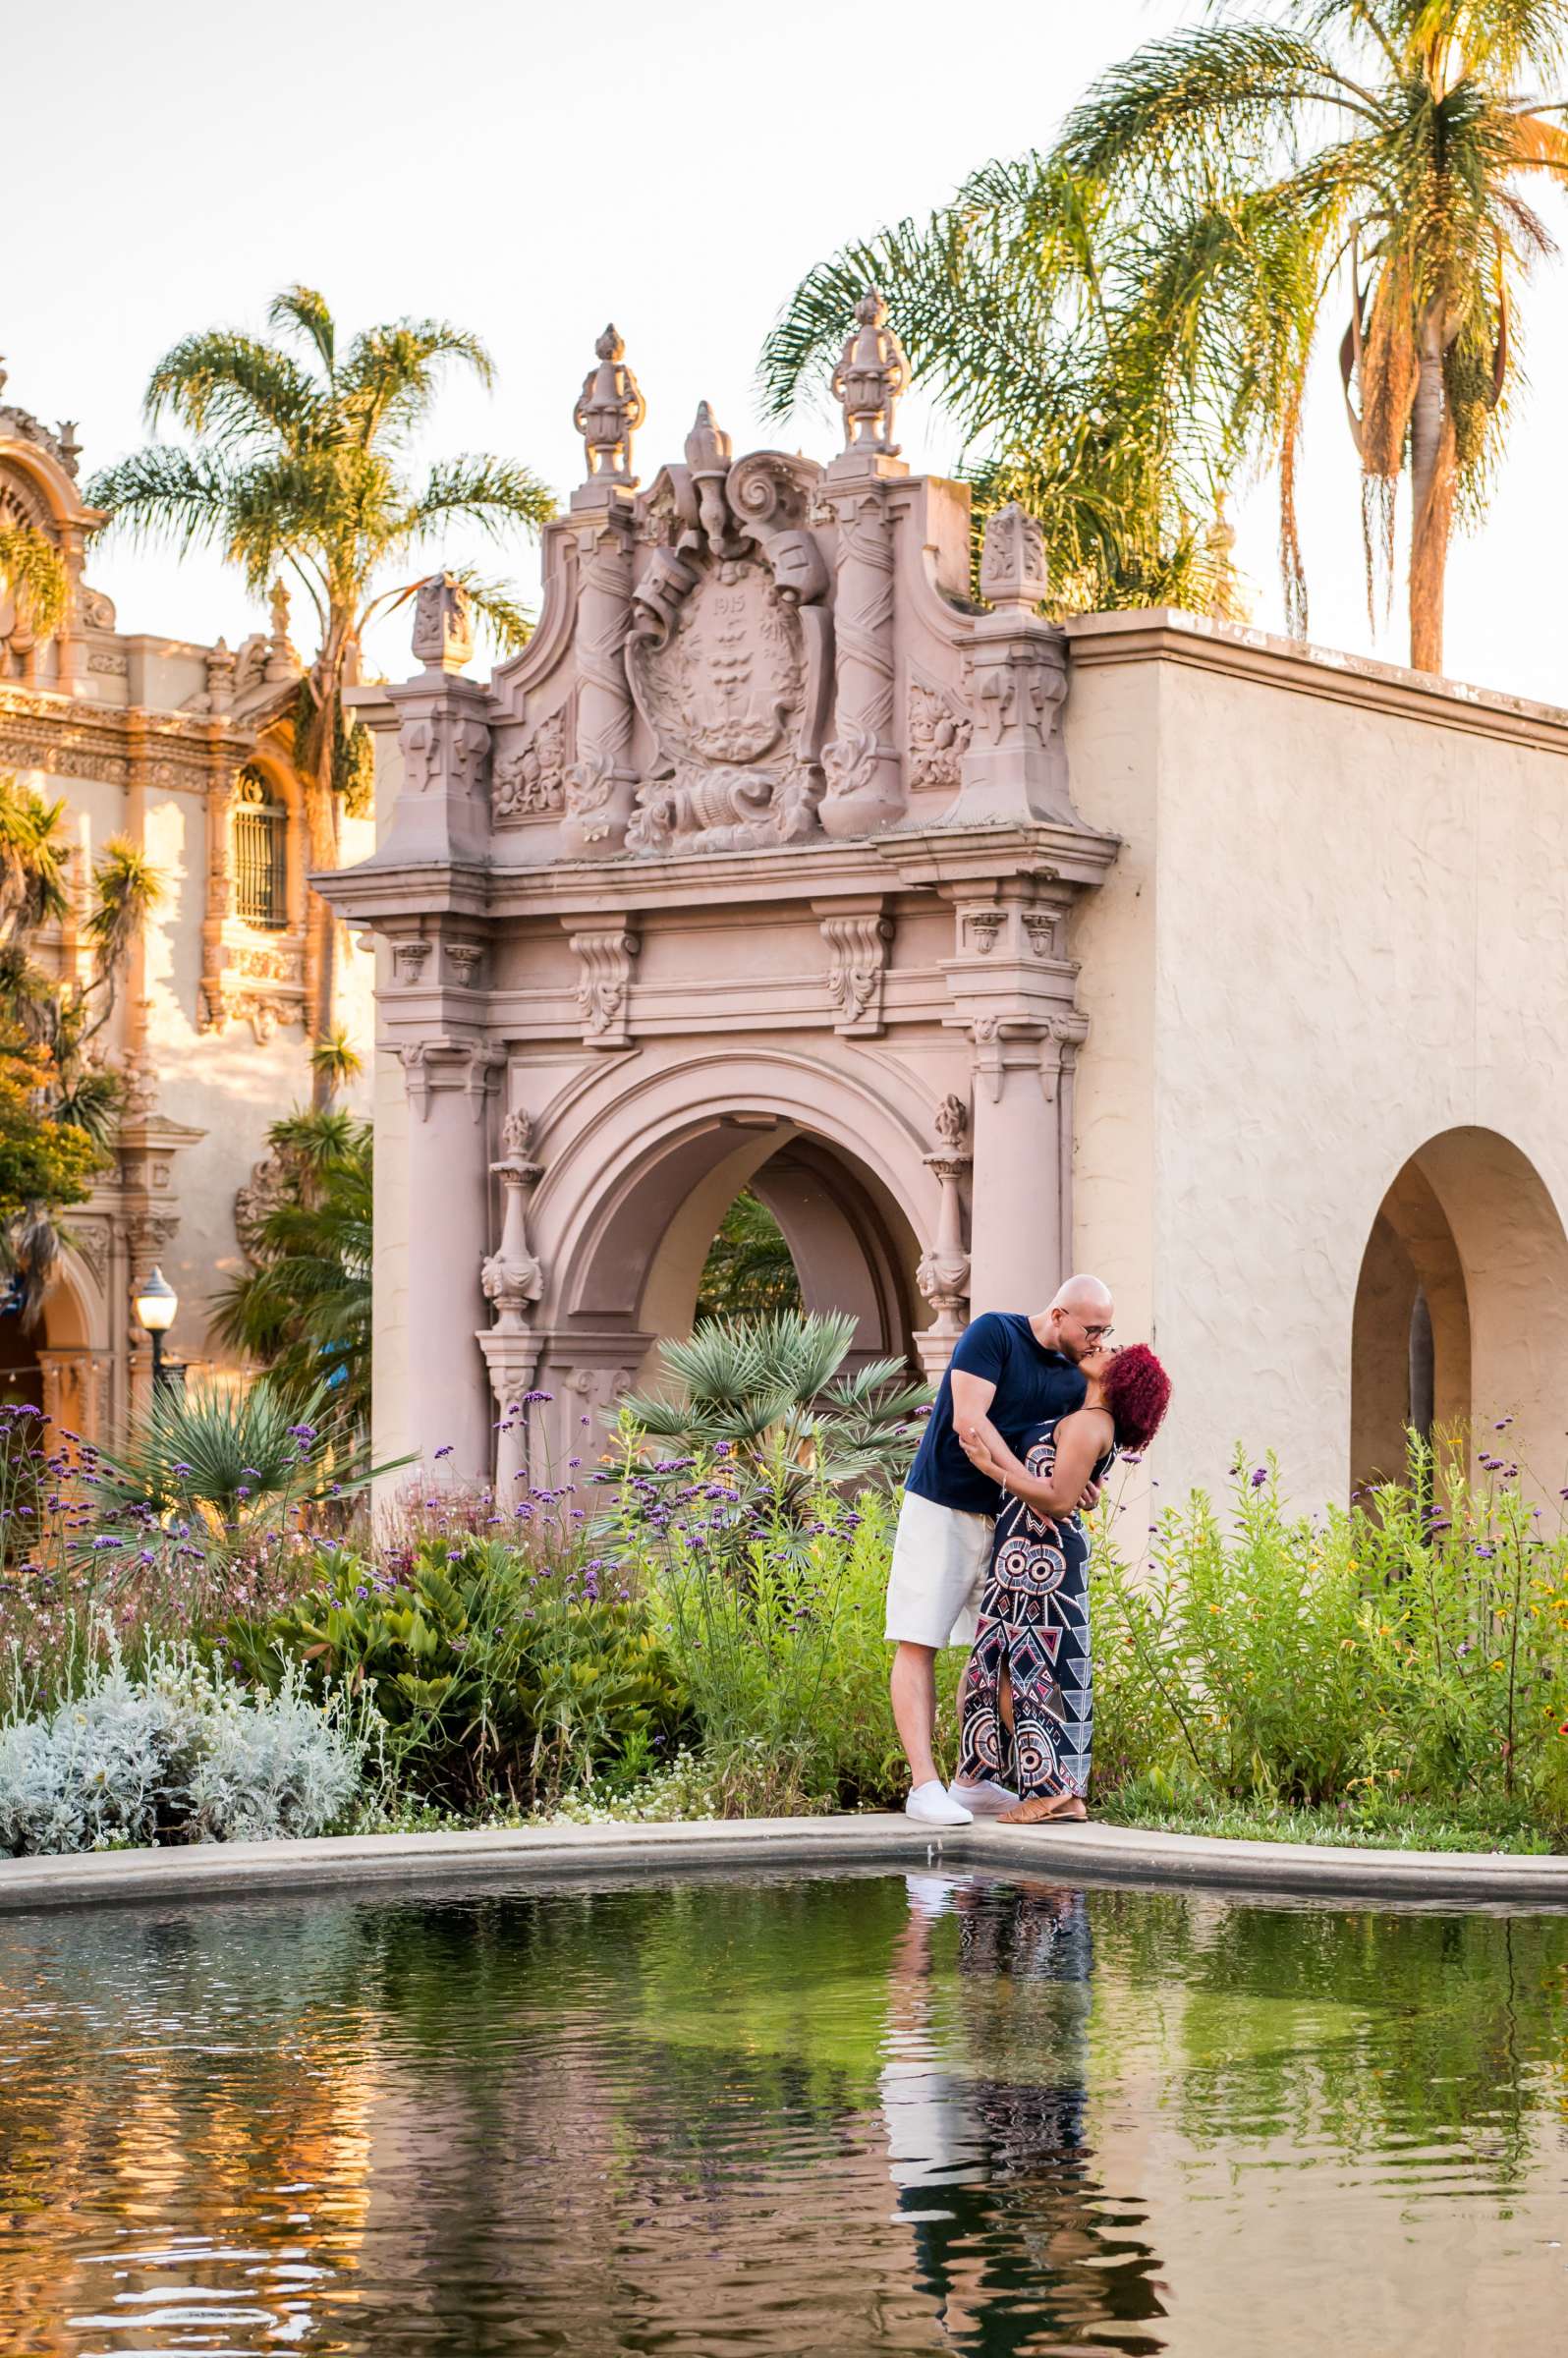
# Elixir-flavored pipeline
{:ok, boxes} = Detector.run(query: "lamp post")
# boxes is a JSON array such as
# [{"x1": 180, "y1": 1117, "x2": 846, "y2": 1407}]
[{"x1": 134, "y1": 1266, "x2": 178, "y2": 1391}]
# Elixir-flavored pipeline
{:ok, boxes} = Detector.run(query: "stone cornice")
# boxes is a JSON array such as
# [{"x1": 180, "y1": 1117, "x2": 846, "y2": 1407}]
[
  {"x1": 0, "y1": 684, "x2": 252, "y2": 789},
  {"x1": 1064, "y1": 608, "x2": 1568, "y2": 757},
  {"x1": 312, "y1": 818, "x2": 1121, "y2": 931}
]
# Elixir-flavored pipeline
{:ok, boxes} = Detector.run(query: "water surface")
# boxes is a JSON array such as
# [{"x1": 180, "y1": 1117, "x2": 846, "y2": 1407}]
[{"x1": 1, "y1": 1868, "x2": 1565, "y2": 2354}]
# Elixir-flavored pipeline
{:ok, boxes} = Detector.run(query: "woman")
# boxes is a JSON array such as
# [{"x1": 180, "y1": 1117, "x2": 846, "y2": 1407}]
[{"x1": 955, "y1": 1342, "x2": 1171, "y2": 1826}]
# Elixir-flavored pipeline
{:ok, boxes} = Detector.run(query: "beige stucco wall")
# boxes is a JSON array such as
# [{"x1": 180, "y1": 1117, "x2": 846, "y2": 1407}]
[{"x1": 1067, "y1": 613, "x2": 1568, "y2": 1511}]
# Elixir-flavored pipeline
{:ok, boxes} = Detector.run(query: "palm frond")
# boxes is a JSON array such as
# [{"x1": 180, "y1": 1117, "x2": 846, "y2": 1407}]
[{"x1": 143, "y1": 331, "x2": 320, "y2": 448}]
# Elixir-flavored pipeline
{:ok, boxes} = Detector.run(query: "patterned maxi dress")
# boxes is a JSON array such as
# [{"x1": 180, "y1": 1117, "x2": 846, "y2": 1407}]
[{"x1": 956, "y1": 1417, "x2": 1114, "y2": 1802}]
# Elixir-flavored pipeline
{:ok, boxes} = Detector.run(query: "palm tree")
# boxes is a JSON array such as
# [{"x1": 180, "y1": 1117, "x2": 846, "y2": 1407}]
[
  {"x1": 213, "y1": 1109, "x2": 372, "y2": 1431},
  {"x1": 0, "y1": 518, "x2": 68, "y2": 646},
  {"x1": 760, "y1": 162, "x2": 1246, "y2": 617},
  {"x1": 766, "y1": 4, "x2": 1568, "y2": 671},
  {"x1": 0, "y1": 778, "x2": 167, "y2": 1309},
  {"x1": 86, "y1": 287, "x2": 556, "y2": 1085}
]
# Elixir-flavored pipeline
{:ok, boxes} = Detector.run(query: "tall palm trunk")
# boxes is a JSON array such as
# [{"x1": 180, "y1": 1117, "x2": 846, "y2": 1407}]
[{"x1": 1408, "y1": 309, "x2": 1456, "y2": 676}]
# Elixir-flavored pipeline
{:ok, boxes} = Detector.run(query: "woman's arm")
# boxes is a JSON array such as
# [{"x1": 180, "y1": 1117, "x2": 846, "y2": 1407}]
[{"x1": 960, "y1": 1408, "x2": 1111, "y2": 1517}]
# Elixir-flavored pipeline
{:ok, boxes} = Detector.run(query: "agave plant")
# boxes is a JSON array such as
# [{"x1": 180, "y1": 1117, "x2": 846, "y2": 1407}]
[
  {"x1": 618, "y1": 1310, "x2": 929, "y2": 1508},
  {"x1": 89, "y1": 1375, "x2": 395, "y2": 1536}
]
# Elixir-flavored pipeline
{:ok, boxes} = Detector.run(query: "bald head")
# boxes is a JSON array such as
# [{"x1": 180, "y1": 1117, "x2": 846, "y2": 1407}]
[{"x1": 1039, "y1": 1273, "x2": 1115, "y2": 1364}]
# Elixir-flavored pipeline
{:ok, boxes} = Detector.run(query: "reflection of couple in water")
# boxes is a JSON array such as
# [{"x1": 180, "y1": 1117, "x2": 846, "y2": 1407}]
[
  {"x1": 886, "y1": 1276, "x2": 1171, "y2": 1827},
  {"x1": 882, "y1": 1874, "x2": 1166, "y2": 2354}
]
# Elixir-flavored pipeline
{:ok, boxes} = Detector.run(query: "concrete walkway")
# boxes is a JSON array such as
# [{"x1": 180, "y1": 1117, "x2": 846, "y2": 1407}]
[{"x1": 0, "y1": 1811, "x2": 1565, "y2": 1914}]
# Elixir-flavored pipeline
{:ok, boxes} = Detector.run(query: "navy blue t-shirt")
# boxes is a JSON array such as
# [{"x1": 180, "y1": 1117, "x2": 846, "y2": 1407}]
[{"x1": 906, "y1": 1312, "x2": 1088, "y2": 1516}]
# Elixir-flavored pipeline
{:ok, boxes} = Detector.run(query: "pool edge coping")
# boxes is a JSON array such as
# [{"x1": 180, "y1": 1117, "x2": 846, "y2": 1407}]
[{"x1": 2, "y1": 1812, "x2": 1566, "y2": 1915}]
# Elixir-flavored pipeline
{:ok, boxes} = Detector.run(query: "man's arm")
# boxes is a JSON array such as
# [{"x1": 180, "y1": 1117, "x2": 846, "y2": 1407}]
[
  {"x1": 950, "y1": 1369, "x2": 1006, "y2": 1463},
  {"x1": 960, "y1": 1411, "x2": 1108, "y2": 1517}
]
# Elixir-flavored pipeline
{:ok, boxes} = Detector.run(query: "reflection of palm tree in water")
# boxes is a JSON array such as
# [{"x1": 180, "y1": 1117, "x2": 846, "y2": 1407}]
[{"x1": 883, "y1": 1878, "x2": 1166, "y2": 2355}]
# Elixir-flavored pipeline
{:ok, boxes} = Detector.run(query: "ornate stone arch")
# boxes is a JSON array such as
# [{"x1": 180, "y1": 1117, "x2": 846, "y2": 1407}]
[
  {"x1": 516, "y1": 1043, "x2": 946, "y2": 1455},
  {"x1": 1350, "y1": 1125, "x2": 1568, "y2": 1495}
]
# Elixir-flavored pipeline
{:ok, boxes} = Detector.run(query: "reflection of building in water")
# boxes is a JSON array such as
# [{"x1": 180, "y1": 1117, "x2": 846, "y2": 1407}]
[{"x1": 882, "y1": 1875, "x2": 1167, "y2": 2354}]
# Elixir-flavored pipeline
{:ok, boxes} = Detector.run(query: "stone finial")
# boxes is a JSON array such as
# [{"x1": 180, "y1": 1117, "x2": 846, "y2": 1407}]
[
  {"x1": 57, "y1": 421, "x2": 82, "y2": 480},
  {"x1": 500, "y1": 1105, "x2": 535, "y2": 1161},
  {"x1": 979, "y1": 503, "x2": 1049, "y2": 611},
  {"x1": 204, "y1": 637, "x2": 236, "y2": 714},
  {"x1": 412, "y1": 571, "x2": 474, "y2": 674},
  {"x1": 574, "y1": 324, "x2": 645, "y2": 489},
  {"x1": 685, "y1": 401, "x2": 733, "y2": 552},
  {"x1": 264, "y1": 578, "x2": 299, "y2": 680},
  {"x1": 933, "y1": 1093, "x2": 970, "y2": 1151},
  {"x1": 831, "y1": 290, "x2": 910, "y2": 457}
]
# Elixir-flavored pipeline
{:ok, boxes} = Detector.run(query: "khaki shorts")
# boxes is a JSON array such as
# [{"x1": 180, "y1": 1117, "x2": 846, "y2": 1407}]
[{"x1": 884, "y1": 1488, "x2": 995, "y2": 1650}]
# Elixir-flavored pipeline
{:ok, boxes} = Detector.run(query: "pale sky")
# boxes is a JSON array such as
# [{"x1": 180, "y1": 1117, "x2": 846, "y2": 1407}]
[{"x1": 9, "y1": 0, "x2": 1567, "y2": 701}]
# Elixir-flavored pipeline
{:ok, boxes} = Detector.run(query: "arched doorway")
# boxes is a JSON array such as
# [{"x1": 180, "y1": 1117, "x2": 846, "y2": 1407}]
[
  {"x1": 525, "y1": 1050, "x2": 941, "y2": 1455},
  {"x1": 1350, "y1": 1127, "x2": 1568, "y2": 1495}
]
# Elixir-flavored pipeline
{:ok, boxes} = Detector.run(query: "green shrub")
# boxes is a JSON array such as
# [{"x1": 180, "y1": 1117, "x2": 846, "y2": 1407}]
[
  {"x1": 228, "y1": 1532, "x2": 691, "y2": 1813},
  {"x1": 1092, "y1": 1445, "x2": 1568, "y2": 1834},
  {"x1": 631, "y1": 1480, "x2": 943, "y2": 1813}
]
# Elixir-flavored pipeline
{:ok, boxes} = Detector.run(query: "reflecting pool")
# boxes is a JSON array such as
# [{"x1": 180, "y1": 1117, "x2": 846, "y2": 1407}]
[{"x1": 1, "y1": 1869, "x2": 1565, "y2": 2354}]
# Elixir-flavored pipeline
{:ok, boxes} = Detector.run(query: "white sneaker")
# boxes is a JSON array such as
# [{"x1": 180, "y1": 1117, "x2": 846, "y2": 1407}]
[
  {"x1": 904, "y1": 1778, "x2": 974, "y2": 1827},
  {"x1": 950, "y1": 1778, "x2": 1020, "y2": 1819}
]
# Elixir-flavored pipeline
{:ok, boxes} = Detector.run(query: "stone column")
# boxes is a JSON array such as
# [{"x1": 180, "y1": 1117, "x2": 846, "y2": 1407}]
[
  {"x1": 916, "y1": 1095, "x2": 972, "y2": 1380},
  {"x1": 562, "y1": 503, "x2": 639, "y2": 855},
  {"x1": 966, "y1": 1029, "x2": 1065, "y2": 1315},
  {"x1": 947, "y1": 504, "x2": 1073, "y2": 826},
  {"x1": 381, "y1": 577, "x2": 493, "y2": 868},
  {"x1": 562, "y1": 326, "x2": 644, "y2": 857},
  {"x1": 399, "y1": 1036, "x2": 501, "y2": 1478},
  {"x1": 819, "y1": 292, "x2": 911, "y2": 840},
  {"x1": 940, "y1": 885, "x2": 1086, "y2": 1316},
  {"x1": 477, "y1": 1109, "x2": 546, "y2": 1496}
]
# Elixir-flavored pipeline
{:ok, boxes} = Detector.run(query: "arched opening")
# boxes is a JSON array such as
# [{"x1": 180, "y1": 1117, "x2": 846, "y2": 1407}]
[
  {"x1": 696, "y1": 1191, "x2": 803, "y2": 1323},
  {"x1": 1350, "y1": 1127, "x2": 1568, "y2": 1497}
]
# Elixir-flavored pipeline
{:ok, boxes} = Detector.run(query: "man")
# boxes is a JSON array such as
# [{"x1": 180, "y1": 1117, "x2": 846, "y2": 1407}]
[{"x1": 886, "y1": 1274, "x2": 1115, "y2": 1825}]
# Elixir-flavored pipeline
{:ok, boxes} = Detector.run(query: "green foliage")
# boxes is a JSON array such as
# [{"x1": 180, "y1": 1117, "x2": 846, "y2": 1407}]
[
  {"x1": 618, "y1": 1310, "x2": 929, "y2": 1514},
  {"x1": 90, "y1": 1375, "x2": 384, "y2": 1534},
  {"x1": 695, "y1": 1191, "x2": 803, "y2": 1323},
  {"x1": 763, "y1": 2, "x2": 1568, "y2": 660},
  {"x1": 231, "y1": 1532, "x2": 691, "y2": 1813},
  {"x1": 640, "y1": 1482, "x2": 931, "y2": 1813},
  {"x1": 212, "y1": 1111, "x2": 372, "y2": 1427},
  {"x1": 0, "y1": 520, "x2": 68, "y2": 643},
  {"x1": 0, "y1": 779, "x2": 165, "y2": 1316},
  {"x1": 1092, "y1": 1444, "x2": 1568, "y2": 1836}
]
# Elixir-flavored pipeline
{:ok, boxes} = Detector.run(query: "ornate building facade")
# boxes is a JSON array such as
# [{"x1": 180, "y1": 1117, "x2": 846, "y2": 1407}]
[
  {"x1": 0, "y1": 359, "x2": 372, "y2": 1432},
  {"x1": 327, "y1": 301, "x2": 1568, "y2": 1515}
]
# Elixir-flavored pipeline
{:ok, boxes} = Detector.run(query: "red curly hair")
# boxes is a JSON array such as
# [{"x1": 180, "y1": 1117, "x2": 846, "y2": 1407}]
[{"x1": 1100, "y1": 1343, "x2": 1171, "y2": 1452}]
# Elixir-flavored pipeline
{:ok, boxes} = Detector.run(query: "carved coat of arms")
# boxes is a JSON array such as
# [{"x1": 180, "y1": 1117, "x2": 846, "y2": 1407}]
[{"x1": 626, "y1": 555, "x2": 816, "y2": 853}]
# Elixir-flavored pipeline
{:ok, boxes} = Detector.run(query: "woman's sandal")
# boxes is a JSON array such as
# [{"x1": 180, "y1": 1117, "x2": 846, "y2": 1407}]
[{"x1": 995, "y1": 1792, "x2": 1088, "y2": 1826}]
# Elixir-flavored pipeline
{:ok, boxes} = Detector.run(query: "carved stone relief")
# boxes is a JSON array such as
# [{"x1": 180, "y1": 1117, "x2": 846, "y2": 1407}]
[
  {"x1": 494, "y1": 709, "x2": 568, "y2": 819},
  {"x1": 907, "y1": 678, "x2": 973, "y2": 791}
]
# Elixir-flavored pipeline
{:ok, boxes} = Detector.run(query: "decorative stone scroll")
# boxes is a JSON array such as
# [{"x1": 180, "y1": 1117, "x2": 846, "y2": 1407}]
[
  {"x1": 568, "y1": 925, "x2": 640, "y2": 1046},
  {"x1": 819, "y1": 908, "x2": 893, "y2": 1037}
]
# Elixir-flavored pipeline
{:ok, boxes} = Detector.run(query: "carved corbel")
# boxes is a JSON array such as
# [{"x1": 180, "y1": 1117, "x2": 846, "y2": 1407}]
[
  {"x1": 817, "y1": 905, "x2": 894, "y2": 1037},
  {"x1": 398, "y1": 1037, "x2": 503, "y2": 1123},
  {"x1": 1039, "y1": 1011, "x2": 1091, "y2": 1104},
  {"x1": 566, "y1": 925, "x2": 640, "y2": 1047}
]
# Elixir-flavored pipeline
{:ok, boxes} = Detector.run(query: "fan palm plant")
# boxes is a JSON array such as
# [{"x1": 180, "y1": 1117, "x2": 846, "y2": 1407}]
[
  {"x1": 86, "y1": 287, "x2": 556, "y2": 1085},
  {"x1": 619, "y1": 1310, "x2": 929, "y2": 1514},
  {"x1": 90, "y1": 1374, "x2": 386, "y2": 1535}
]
